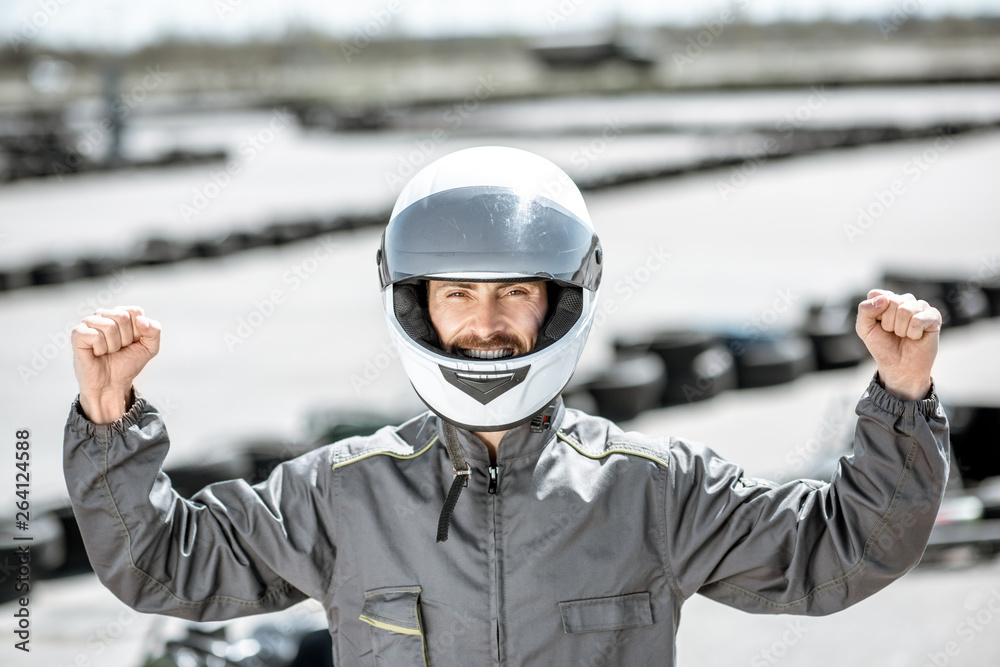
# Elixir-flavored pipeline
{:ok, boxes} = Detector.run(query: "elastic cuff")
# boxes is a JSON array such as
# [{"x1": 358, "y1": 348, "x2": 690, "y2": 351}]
[
  {"x1": 867, "y1": 372, "x2": 939, "y2": 418},
  {"x1": 69, "y1": 388, "x2": 148, "y2": 437}
]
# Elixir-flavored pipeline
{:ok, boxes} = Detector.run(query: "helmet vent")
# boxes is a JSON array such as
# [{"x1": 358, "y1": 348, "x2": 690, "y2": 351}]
[
  {"x1": 540, "y1": 285, "x2": 583, "y2": 347},
  {"x1": 394, "y1": 283, "x2": 434, "y2": 342}
]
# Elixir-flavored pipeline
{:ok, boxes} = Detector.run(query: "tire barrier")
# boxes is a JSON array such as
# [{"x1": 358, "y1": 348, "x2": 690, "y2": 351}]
[
  {"x1": 925, "y1": 403, "x2": 1000, "y2": 560},
  {"x1": 948, "y1": 404, "x2": 1000, "y2": 495},
  {"x1": 722, "y1": 332, "x2": 816, "y2": 389},
  {"x1": 47, "y1": 505, "x2": 93, "y2": 577},
  {"x1": 615, "y1": 331, "x2": 737, "y2": 406},
  {"x1": 981, "y1": 279, "x2": 1000, "y2": 318},
  {"x1": 882, "y1": 271, "x2": 991, "y2": 328},
  {"x1": 801, "y1": 299, "x2": 872, "y2": 371},
  {"x1": 0, "y1": 210, "x2": 392, "y2": 292},
  {"x1": 573, "y1": 353, "x2": 666, "y2": 422},
  {"x1": 3, "y1": 113, "x2": 994, "y2": 293},
  {"x1": 0, "y1": 512, "x2": 64, "y2": 603}
]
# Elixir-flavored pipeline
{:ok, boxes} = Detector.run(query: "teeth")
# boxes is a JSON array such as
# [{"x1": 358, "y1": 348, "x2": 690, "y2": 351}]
[{"x1": 461, "y1": 348, "x2": 513, "y2": 360}]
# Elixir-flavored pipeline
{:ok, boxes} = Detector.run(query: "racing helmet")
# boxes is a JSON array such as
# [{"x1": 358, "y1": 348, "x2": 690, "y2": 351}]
[{"x1": 378, "y1": 146, "x2": 602, "y2": 431}]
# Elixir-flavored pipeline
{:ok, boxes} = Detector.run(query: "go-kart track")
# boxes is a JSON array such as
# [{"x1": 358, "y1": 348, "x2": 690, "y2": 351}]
[{"x1": 0, "y1": 88, "x2": 998, "y2": 666}]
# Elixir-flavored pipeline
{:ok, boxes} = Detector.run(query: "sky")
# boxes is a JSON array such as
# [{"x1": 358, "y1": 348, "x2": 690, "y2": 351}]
[{"x1": 2, "y1": 0, "x2": 999, "y2": 52}]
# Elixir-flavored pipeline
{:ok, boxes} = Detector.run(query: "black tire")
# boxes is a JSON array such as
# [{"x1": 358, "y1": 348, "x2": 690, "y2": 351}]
[
  {"x1": 616, "y1": 330, "x2": 736, "y2": 406},
  {"x1": 980, "y1": 279, "x2": 1000, "y2": 318},
  {"x1": 132, "y1": 237, "x2": 196, "y2": 266},
  {"x1": 724, "y1": 333, "x2": 816, "y2": 388},
  {"x1": 0, "y1": 512, "x2": 64, "y2": 602},
  {"x1": 946, "y1": 404, "x2": 1000, "y2": 489},
  {"x1": 29, "y1": 260, "x2": 85, "y2": 286},
  {"x1": 802, "y1": 300, "x2": 871, "y2": 370},
  {"x1": 582, "y1": 353, "x2": 666, "y2": 422},
  {"x1": 882, "y1": 271, "x2": 989, "y2": 328}
]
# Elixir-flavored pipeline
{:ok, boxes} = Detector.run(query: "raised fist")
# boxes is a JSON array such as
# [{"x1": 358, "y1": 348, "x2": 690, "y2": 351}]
[
  {"x1": 855, "y1": 289, "x2": 942, "y2": 401},
  {"x1": 71, "y1": 306, "x2": 161, "y2": 424}
]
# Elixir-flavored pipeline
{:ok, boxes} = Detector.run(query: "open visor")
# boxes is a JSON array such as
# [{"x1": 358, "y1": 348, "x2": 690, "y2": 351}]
[{"x1": 379, "y1": 186, "x2": 602, "y2": 291}]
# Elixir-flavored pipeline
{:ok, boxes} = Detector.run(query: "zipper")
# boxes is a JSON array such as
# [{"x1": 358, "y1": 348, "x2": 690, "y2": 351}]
[{"x1": 489, "y1": 463, "x2": 502, "y2": 664}]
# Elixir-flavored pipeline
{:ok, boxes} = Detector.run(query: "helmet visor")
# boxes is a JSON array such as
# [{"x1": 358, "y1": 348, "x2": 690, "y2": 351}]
[{"x1": 380, "y1": 186, "x2": 601, "y2": 291}]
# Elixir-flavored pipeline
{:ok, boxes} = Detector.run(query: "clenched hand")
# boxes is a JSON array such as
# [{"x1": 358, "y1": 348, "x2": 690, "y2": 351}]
[
  {"x1": 856, "y1": 289, "x2": 942, "y2": 401},
  {"x1": 72, "y1": 306, "x2": 161, "y2": 424}
]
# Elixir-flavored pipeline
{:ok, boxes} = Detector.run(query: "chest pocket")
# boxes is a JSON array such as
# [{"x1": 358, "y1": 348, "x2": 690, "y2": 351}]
[
  {"x1": 360, "y1": 585, "x2": 430, "y2": 666},
  {"x1": 559, "y1": 591, "x2": 654, "y2": 634}
]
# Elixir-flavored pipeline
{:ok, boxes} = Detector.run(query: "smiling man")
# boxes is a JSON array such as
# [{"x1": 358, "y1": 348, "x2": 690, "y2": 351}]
[{"x1": 64, "y1": 146, "x2": 949, "y2": 666}]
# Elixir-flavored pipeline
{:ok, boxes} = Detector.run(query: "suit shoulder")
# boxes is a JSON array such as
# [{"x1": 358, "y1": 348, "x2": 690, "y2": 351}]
[
  {"x1": 327, "y1": 411, "x2": 439, "y2": 469},
  {"x1": 558, "y1": 408, "x2": 675, "y2": 469}
]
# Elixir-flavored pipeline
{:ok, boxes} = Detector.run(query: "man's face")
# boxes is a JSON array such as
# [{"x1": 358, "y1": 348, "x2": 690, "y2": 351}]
[{"x1": 427, "y1": 280, "x2": 548, "y2": 360}]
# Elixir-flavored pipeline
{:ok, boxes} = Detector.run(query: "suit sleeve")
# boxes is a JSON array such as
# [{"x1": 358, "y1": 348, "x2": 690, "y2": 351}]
[
  {"x1": 63, "y1": 395, "x2": 337, "y2": 621},
  {"x1": 663, "y1": 375, "x2": 949, "y2": 615}
]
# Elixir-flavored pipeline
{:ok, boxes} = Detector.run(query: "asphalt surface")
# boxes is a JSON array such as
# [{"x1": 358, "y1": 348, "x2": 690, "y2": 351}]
[{"x1": 0, "y1": 100, "x2": 998, "y2": 666}]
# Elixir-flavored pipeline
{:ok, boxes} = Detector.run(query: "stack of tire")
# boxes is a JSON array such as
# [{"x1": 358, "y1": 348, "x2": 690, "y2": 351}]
[
  {"x1": 882, "y1": 271, "x2": 992, "y2": 328},
  {"x1": 0, "y1": 512, "x2": 65, "y2": 603}
]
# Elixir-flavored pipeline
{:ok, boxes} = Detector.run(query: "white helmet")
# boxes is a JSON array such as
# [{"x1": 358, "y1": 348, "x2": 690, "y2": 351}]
[{"x1": 378, "y1": 146, "x2": 602, "y2": 431}]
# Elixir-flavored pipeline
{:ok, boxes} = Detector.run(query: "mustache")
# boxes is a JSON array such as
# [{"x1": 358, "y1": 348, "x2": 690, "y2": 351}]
[{"x1": 447, "y1": 331, "x2": 527, "y2": 355}]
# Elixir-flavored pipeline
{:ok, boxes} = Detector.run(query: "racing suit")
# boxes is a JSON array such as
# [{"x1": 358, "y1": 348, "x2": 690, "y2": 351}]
[{"x1": 63, "y1": 375, "x2": 949, "y2": 666}]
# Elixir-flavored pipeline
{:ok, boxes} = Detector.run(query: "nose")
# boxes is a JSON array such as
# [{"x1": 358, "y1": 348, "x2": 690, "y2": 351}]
[{"x1": 469, "y1": 295, "x2": 505, "y2": 339}]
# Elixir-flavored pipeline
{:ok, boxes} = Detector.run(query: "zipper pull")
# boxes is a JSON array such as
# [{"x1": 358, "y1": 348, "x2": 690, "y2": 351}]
[{"x1": 488, "y1": 466, "x2": 499, "y2": 494}]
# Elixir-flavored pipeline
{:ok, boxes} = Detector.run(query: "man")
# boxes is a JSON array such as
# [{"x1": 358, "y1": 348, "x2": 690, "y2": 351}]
[{"x1": 65, "y1": 147, "x2": 949, "y2": 666}]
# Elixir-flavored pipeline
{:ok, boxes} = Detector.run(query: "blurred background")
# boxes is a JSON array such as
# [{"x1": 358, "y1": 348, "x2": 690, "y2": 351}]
[{"x1": 1, "y1": 1, "x2": 1000, "y2": 665}]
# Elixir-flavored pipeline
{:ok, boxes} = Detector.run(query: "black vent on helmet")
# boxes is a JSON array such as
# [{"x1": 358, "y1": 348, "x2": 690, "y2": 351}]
[
  {"x1": 536, "y1": 285, "x2": 583, "y2": 350},
  {"x1": 394, "y1": 283, "x2": 439, "y2": 347}
]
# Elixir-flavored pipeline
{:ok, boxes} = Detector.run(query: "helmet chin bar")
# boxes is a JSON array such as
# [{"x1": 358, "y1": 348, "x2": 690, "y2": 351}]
[
  {"x1": 439, "y1": 365, "x2": 531, "y2": 405},
  {"x1": 414, "y1": 386, "x2": 562, "y2": 433}
]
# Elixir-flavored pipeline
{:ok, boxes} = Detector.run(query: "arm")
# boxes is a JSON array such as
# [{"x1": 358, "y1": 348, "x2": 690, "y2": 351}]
[
  {"x1": 662, "y1": 290, "x2": 948, "y2": 614},
  {"x1": 664, "y1": 378, "x2": 948, "y2": 614},
  {"x1": 64, "y1": 307, "x2": 330, "y2": 620}
]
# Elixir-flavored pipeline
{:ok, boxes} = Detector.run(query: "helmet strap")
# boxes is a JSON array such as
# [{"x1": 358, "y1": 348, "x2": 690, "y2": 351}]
[{"x1": 436, "y1": 420, "x2": 471, "y2": 543}]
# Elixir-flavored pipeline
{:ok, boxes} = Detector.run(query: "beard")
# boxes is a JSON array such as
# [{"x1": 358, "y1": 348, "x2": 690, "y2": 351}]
[{"x1": 446, "y1": 331, "x2": 530, "y2": 358}]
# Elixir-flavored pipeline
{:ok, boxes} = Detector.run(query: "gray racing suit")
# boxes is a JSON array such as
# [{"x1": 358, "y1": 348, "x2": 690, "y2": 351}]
[{"x1": 63, "y1": 375, "x2": 949, "y2": 666}]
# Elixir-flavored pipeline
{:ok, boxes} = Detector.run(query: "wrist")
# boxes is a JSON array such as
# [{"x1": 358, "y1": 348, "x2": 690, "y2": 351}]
[
  {"x1": 877, "y1": 372, "x2": 932, "y2": 402},
  {"x1": 79, "y1": 387, "x2": 133, "y2": 424}
]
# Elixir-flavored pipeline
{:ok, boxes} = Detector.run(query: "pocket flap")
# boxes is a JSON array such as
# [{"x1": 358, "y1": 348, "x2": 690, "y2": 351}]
[
  {"x1": 559, "y1": 592, "x2": 653, "y2": 634},
  {"x1": 360, "y1": 585, "x2": 424, "y2": 636}
]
